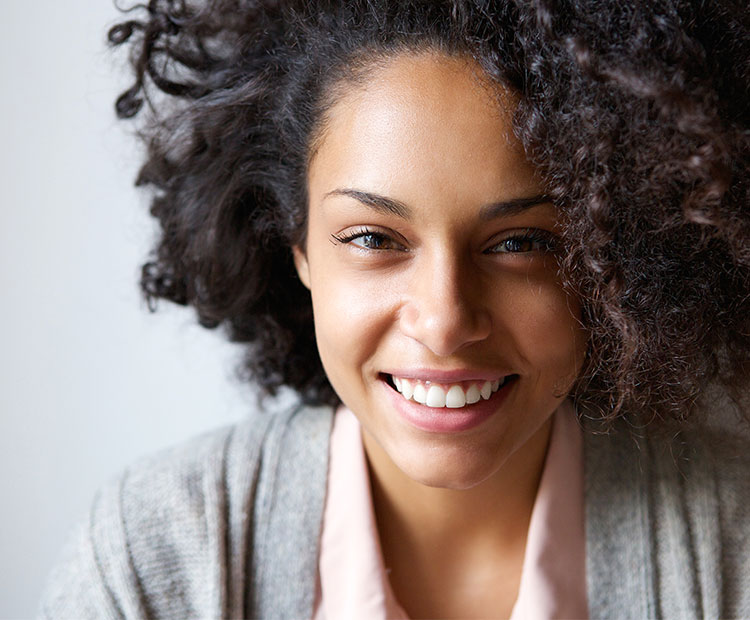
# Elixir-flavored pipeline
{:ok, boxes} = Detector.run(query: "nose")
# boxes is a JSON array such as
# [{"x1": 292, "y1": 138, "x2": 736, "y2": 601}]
[{"x1": 398, "y1": 251, "x2": 492, "y2": 357}]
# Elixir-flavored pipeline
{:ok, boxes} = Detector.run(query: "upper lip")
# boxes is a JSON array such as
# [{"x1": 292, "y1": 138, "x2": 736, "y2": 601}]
[{"x1": 381, "y1": 369, "x2": 513, "y2": 383}]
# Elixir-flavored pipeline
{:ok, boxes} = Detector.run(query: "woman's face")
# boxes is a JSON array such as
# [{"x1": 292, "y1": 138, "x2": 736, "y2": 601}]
[{"x1": 294, "y1": 52, "x2": 588, "y2": 490}]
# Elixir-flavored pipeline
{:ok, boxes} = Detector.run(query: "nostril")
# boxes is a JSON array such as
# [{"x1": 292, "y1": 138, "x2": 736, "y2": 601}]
[{"x1": 401, "y1": 310, "x2": 491, "y2": 353}]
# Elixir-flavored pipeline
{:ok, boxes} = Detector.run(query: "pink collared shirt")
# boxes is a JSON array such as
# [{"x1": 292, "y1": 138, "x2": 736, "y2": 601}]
[{"x1": 313, "y1": 401, "x2": 587, "y2": 620}]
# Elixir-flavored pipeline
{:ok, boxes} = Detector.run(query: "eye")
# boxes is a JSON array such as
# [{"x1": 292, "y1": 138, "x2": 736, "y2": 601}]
[
  {"x1": 485, "y1": 228, "x2": 557, "y2": 254},
  {"x1": 331, "y1": 228, "x2": 405, "y2": 251}
]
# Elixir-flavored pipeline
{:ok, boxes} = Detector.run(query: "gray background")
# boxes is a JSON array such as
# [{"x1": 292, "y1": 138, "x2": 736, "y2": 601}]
[{"x1": 0, "y1": 1, "x2": 257, "y2": 616}]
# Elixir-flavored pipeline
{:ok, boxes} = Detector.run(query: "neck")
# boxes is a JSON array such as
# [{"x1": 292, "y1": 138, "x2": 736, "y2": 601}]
[{"x1": 363, "y1": 417, "x2": 552, "y2": 566}]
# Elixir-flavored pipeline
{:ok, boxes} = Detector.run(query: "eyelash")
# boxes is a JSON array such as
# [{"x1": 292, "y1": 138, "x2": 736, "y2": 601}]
[
  {"x1": 485, "y1": 228, "x2": 558, "y2": 254},
  {"x1": 330, "y1": 227, "x2": 558, "y2": 254},
  {"x1": 330, "y1": 228, "x2": 405, "y2": 251}
]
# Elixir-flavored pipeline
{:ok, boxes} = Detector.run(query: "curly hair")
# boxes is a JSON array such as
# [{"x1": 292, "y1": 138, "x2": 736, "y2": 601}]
[{"x1": 108, "y1": 0, "x2": 750, "y2": 427}]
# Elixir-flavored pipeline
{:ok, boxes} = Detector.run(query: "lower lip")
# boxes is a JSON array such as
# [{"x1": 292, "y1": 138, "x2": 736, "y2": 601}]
[{"x1": 380, "y1": 377, "x2": 514, "y2": 433}]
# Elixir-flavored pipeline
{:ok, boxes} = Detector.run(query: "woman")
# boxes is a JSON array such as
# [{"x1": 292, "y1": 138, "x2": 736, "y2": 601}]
[{"x1": 40, "y1": 1, "x2": 749, "y2": 618}]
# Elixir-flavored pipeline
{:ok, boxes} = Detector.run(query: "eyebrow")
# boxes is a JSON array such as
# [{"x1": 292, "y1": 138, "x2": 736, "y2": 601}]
[
  {"x1": 324, "y1": 189, "x2": 410, "y2": 218},
  {"x1": 323, "y1": 188, "x2": 552, "y2": 220}
]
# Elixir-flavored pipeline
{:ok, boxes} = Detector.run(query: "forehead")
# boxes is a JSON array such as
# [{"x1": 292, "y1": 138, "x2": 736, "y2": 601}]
[{"x1": 308, "y1": 52, "x2": 541, "y2": 207}]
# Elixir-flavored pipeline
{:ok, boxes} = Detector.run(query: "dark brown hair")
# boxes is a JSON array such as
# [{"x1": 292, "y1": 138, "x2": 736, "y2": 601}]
[{"x1": 109, "y1": 0, "x2": 750, "y2": 427}]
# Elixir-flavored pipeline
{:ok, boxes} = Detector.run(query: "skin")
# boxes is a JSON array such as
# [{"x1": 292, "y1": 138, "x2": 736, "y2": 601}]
[{"x1": 293, "y1": 51, "x2": 588, "y2": 619}]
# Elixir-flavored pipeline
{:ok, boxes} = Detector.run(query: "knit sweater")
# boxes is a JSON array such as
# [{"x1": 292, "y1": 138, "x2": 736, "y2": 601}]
[{"x1": 39, "y1": 401, "x2": 750, "y2": 619}]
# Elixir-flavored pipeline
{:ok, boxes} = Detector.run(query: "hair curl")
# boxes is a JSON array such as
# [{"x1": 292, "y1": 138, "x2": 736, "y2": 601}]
[{"x1": 109, "y1": 0, "x2": 750, "y2": 428}]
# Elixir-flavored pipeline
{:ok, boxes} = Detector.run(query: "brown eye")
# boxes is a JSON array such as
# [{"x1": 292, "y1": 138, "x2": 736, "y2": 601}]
[
  {"x1": 351, "y1": 232, "x2": 394, "y2": 249},
  {"x1": 331, "y1": 229, "x2": 406, "y2": 251},
  {"x1": 486, "y1": 229, "x2": 557, "y2": 254},
  {"x1": 501, "y1": 238, "x2": 534, "y2": 253}
]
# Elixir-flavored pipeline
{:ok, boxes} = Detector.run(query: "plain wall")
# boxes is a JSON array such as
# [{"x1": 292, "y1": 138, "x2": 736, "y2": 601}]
[{"x1": 0, "y1": 1, "x2": 260, "y2": 615}]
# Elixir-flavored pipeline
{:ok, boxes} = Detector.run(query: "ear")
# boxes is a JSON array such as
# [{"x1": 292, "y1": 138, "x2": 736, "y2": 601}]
[{"x1": 292, "y1": 245, "x2": 311, "y2": 290}]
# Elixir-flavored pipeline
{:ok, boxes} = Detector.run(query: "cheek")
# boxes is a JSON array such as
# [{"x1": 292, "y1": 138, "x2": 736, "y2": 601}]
[
  {"x1": 499, "y1": 275, "x2": 586, "y2": 379},
  {"x1": 309, "y1": 267, "x2": 396, "y2": 386}
]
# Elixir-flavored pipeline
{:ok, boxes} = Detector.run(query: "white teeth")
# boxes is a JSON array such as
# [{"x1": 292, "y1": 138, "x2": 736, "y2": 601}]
[
  {"x1": 465, "y1": 384, "x2": 481, "y2": 404},
  {"x1": 426, "y1": 385, "x2": 446, "y2": 407},
  {"x1": 400, "y1": 378, "x2": 413, "y2": 400},
  {"x1": 412, "y1": 383, "x2": 427, "y2": 404},
  {"x1": 389, "y1": 375, "x2": 511, "y2": 409},
  {"x1": 480, "y1": 381, "x2": 492, "y2": 400},
  {"x1": 445, "y1": 385, "x2": 466, "y2": 408}
]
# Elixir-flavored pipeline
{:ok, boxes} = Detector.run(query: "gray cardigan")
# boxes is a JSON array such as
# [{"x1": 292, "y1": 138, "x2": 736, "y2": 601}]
[{"x1": 39, "y1": 402, "x2": 749, "y2": 619}]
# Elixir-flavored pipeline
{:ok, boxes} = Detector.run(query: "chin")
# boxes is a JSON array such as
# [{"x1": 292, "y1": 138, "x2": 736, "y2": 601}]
[{"x1": 394, "y1": 448, "x2": 505, "y2": 491}]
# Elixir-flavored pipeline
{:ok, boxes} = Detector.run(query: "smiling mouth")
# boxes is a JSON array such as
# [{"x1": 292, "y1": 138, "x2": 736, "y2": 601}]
[{"x1": 383, "y1": 374, "x2": 517, "y2": 408}]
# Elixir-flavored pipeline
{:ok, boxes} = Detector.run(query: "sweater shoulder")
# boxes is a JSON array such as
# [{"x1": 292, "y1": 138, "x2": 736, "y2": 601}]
[
  {"x1": 678, "y1": 422, "x2": 750, "y2": 617},
  {"x1": 39, "y1": 399, "x2": 333, "y2": 620},
  {"x1": 583, "y1": 409, "x2": 750, "y2": 619}
]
